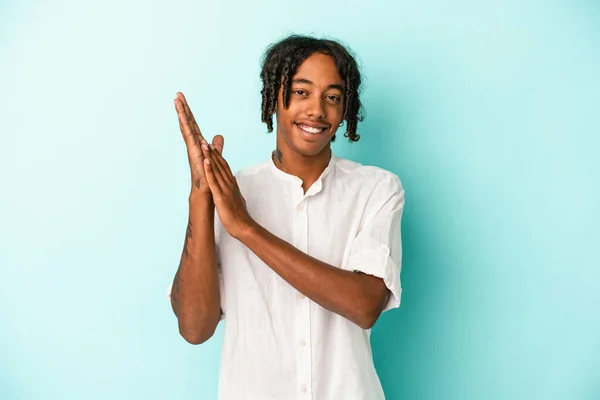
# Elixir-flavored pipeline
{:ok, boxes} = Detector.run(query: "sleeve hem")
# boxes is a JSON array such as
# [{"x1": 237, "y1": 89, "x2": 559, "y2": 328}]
[{"x1": 348, "y1": 245, "x2": 402, "y2": 312}]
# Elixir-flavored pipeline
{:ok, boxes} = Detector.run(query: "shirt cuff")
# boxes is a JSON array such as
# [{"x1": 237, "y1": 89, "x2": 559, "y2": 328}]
[{"x1": 347, "y1": 245, "x2": 402, "y2": 312}]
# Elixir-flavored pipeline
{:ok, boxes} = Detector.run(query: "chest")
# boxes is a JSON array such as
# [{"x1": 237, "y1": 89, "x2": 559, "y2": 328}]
[{"x1": 217, "y1": 186, "x2": 367, "y2": 276}]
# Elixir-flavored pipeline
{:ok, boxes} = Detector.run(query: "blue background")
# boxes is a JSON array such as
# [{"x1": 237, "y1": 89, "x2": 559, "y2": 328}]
[{"x1": 1, "y1": 0, "x2": 599, "y2": 399}]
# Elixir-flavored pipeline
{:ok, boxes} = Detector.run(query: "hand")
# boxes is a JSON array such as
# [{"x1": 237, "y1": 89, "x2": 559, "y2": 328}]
[
  {"x1": 201, "y1": 141, "x2": 255, "y2": 239},
  {"x1": 174, "y1": 92, "x2": 224, "y2": 197}
]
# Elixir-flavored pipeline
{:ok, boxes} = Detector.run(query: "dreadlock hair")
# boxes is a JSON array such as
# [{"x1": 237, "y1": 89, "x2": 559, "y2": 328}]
[{"x1": 260, "y1": 34, "x2": 364, "y2": 142}]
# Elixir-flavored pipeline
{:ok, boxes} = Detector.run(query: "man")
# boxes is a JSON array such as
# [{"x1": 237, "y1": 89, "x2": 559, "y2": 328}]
[{"x1": 168, "y1": 34, "x2": 405, "y2": 400}]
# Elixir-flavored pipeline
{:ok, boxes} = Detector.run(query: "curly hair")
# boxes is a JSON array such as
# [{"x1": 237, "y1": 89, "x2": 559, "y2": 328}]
[{"x1": 260, "y1": 34, "x2": 364, "y2": 142}]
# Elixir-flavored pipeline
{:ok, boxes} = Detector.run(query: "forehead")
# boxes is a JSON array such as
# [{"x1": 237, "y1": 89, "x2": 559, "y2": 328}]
[{"x1": 293, "y1": 53, "x2": 343, "y2": 85}]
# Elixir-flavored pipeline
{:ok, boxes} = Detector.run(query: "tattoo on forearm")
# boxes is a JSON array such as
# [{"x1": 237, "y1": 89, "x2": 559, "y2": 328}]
[
  {"x1": 173, "y1": 220, "x2": 193, "y2": 311},
  {"x1": 182, "y1": 220, "x2": 193, "y2": 259}
]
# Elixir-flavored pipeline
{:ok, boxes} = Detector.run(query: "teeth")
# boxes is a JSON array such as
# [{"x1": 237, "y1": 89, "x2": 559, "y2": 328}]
[{"x1": 298, "y1": 124, "x2": 325, "y2": 134}]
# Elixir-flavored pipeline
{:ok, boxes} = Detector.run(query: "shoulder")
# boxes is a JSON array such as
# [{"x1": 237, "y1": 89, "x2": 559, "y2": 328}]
[
  {"x1": 233, "y1": 159, "x2": 272, "y2": 181},
  {"x1": 333, "y1": 156, "x2": 404, "y2": 195}
]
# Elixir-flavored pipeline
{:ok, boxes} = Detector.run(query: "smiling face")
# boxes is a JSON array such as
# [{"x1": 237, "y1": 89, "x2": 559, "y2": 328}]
[{"x1": 275, "y1": 52, "x2": 345, "y2": 157}]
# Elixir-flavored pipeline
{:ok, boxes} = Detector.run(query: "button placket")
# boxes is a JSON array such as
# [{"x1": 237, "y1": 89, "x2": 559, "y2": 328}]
[{"x1": 294, "y1": 197, "x2": 312, "y2": 399}]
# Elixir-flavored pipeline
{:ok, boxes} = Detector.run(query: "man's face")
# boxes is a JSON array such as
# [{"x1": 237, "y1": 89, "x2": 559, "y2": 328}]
[{"x1": 275, "y1": 53, "x2": 345, "y2": 156}]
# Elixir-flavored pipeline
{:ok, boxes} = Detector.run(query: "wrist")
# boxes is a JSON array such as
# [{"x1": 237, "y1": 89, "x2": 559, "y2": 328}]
[
  {"x1": 236, "y1": 219, "x2": 260, "y2": 242},
  {"x1": 189, "y1": 192, "x2": 213, "y2": 205},
  {"x1": 188, "y1": 194, "x2": 215, "y2": 217}
]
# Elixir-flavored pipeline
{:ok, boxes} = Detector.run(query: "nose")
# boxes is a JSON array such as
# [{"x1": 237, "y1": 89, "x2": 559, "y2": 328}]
[{"x1": 305, "y1": 96, "x2": 325, "y2": 119}]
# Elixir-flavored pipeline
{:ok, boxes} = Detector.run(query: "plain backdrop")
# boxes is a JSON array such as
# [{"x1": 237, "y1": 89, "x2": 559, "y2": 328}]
[{"x1": 1, "y1": 0, "x2": 599, "y2": 399}]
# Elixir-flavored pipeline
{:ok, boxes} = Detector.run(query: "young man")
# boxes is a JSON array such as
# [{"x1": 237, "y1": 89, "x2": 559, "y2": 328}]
[{"x1": 168, "y1": 35, "x2": 405, "y2": 400}]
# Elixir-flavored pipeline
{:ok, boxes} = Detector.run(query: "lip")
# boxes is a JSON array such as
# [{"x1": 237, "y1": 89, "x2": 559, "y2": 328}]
[
  {"x1": 296, "y1": 121, "x2": 330, "y2": 129},
  {"x1": 295, "y1": 123, "x2": 329, "y2": 140},
  {"x1": 294, "y1": 124, "x2": 327, "y2": 141}
]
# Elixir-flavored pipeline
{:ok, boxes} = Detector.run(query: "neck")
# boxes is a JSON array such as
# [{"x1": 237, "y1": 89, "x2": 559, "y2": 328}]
[{"x1": 272, "y1": 136, "x2": 332, "y2": 192}]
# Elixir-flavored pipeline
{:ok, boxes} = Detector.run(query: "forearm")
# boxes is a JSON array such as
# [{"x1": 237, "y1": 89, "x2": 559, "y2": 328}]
[
  {"x1": 238, "y1": 223, "x2": 388, "y2": 329},
  {"x1": 171, "y1": 194, "x2": 221, "y2": 344}
]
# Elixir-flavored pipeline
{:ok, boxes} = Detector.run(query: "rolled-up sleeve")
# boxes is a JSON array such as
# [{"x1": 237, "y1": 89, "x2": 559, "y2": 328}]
[{"x1": 345, "y1": 174, "x2": 405, "y2": 312}]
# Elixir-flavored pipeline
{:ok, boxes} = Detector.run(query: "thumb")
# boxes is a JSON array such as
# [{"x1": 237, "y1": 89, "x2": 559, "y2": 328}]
[{"x1": 212, "y1": 134, "x2": 224, "y2": 154}]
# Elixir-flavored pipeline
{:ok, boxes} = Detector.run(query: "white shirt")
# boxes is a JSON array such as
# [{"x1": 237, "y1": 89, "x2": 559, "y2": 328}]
[{"x1": 168, "y1": 152, "x2": 405, "y2": 400}]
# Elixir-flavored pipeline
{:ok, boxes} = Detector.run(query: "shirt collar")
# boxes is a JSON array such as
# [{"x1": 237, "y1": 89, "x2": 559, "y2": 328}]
[{"x1": 270, "y1": 151, "x2": 338, "y2": 192}]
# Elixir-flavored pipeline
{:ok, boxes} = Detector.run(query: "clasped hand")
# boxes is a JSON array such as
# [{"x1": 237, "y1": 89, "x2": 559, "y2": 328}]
[
  {"x1": 174, "y1": 92, "x2": 254, "y2": 239},
  {"x1": 200, "y1": 141, "x2": 255, "y2": 239}
]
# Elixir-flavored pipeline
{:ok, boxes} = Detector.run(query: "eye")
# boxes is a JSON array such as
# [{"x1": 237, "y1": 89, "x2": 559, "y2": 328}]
[
  {"x1": 326, "y1": 95, "x2": 341, "y2": 103},
  {"x1": 293, "y1": 89, "x2": 307, "y2": 96}
]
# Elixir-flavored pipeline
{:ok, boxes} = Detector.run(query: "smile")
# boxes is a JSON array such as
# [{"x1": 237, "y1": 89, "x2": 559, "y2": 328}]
[{"x1": 296, "y1": 123, "x2": 327, "y2": 134}]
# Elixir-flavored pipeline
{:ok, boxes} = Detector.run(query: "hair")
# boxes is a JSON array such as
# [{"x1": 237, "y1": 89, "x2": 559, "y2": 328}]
[{"x1": 260, "y1": 34, "x2": 364, "y2": 142}]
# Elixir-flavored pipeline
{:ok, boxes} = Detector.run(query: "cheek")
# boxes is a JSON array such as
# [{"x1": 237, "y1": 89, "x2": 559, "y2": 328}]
[
  {"x1": 280, "y1": 106, "x2": 301, "y2": 127},
  {"x1": 275, "y1": 109, "x2": 295, "y2": 128},
  {"x1": 330, "y1": 105, "x2": 344, "y2": 123}
]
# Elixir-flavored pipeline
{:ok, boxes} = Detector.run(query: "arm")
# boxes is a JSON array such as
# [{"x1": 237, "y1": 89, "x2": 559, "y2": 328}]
[
  {"x1": 238, "y1": 224, "x2": 389, "y2": 329},
  {"x1": 170, "y1": 92, "x2": 224, "y2": 344},
  {"x1": 200, "y1": 144, "x2": 399, "y2": 330},
  {"x1": 171, "y1": 195, "x2": 221, "y2": 344}
]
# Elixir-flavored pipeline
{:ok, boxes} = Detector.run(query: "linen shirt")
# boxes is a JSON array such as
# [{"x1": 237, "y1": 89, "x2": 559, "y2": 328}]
[{"x1": 168, "y1": 152, "x2": 405, "y2": 400}]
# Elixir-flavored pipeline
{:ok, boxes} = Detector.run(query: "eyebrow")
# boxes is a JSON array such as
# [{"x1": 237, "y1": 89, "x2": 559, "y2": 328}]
[{"x1": 292, "y1": 78, "x2": 345, "y2": 92}]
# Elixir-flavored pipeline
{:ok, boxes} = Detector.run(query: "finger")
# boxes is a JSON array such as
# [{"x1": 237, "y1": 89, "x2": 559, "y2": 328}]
[
  {"x1": 175, "y1": 93, "x2": 203, "y2": 151},
  {"x1": 210, "y1": 144, "x2": 235, "y2": 185},
  {"x1": 212, "y1": 134, "x2": 224, "y2": 155},
  {"x1": 178, "y1": 93, "x2": 205, "y2": 147},
  {"x1": 174, "y1": 98, "x2": 201, "y2": 152},
  {"x1": 207, "y1": 145, "x2": 232, "y2": 189},
  {"x1": 202, "y1": 142, "x2": 229, "y2": 190},
  {"x1": 175, "y1": 98, "x2": 205, "y2": 161},
  {"x1": 174, "y1": 97, "x2": 207, "y2": 188},
  {"x1": 174, "y1": 97, "x2": 194, "y2": 144},
  {"x1": 203, "y1": 157, "x2": 223, "y2": 197}
]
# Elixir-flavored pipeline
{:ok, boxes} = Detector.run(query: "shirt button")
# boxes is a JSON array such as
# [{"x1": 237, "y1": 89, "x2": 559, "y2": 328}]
[
  {"x1": 301, "y1": 387, "x2": 307, "y2": 393},
  {"x1": 299, "y1": 339, "x2": 307, "y2": 347},
  {"x1": 298, "y1": 292, "x2": 306, "y2": 299}
]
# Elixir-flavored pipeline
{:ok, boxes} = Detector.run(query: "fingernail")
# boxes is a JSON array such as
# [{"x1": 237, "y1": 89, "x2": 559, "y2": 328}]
[{"x1": 202, "y1": 143, "x2": 209, "y2": 150}]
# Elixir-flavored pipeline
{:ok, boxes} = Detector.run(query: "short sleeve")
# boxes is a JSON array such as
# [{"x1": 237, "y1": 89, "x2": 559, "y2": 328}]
[{"x1": 344, "y1": 174, "x2": 405, "y2": 312}]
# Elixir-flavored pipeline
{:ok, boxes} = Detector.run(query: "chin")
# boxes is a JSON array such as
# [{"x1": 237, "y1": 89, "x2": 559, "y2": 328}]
[
  {"x1": 295, "y1": 146, "x2": 326, "y2": 156},
  {"x1": 291, "y1": 136, "x2": 334, "y2": 156}
]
